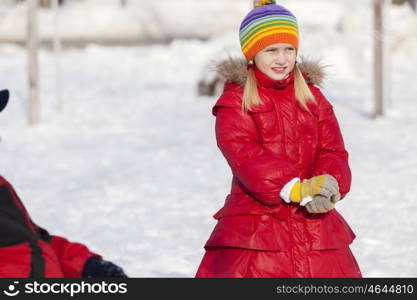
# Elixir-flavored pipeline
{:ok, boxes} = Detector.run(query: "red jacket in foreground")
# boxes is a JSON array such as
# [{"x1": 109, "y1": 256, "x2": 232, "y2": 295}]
[
  {"x1": 0, "y1": 176, "x2": 99, "y2": 278},
  {"x1": 197, "y1": 59, "x2": 361, "y2": 278}
]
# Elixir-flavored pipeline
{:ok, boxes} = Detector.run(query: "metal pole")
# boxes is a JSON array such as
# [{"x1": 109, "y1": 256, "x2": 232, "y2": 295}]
[
  {"x1": 27, "y1": 0, "x2": 40, "y2": 125},
  {"x1": 52, "y1": 0, "x2": 63, "y2": 111},
  {"x1": 373, "y1": 0, "x2": 384, "y2": 118}
]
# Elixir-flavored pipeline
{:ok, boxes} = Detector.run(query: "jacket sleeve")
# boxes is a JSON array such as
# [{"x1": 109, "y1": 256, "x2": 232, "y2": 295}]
[
  {"x1": 308, "y1": 87, "x2": 352, "y2": 199},
  {"x1": 213, "y1": 90, "x2": 298, "y2": 205},
  {"x1": 49, "y1": 235, "x2": 101, "y2": 278}
]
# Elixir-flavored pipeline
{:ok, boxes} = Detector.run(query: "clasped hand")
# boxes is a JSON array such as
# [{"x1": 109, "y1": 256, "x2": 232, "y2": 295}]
[{"x1": 290, "y1": 174, "x2": 340, "y2": 213}]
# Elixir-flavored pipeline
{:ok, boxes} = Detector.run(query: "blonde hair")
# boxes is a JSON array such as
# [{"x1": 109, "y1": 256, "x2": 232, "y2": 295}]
[{"x1": 242, "y1": 64, "x2": 316, "y2": 112}]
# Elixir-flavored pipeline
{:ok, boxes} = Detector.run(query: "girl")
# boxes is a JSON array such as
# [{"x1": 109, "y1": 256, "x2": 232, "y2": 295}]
[{"x1": 195, "y1": 0, "x2": 362, "y2": 278}]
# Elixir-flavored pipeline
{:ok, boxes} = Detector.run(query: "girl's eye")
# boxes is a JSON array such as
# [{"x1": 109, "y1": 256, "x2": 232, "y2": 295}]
[
  {"x1": 286, "y1": 47, "x2": 295, "y2": 51},
  {"x1": 266, "y1": 48, "x2": 276, "y2": 52}
]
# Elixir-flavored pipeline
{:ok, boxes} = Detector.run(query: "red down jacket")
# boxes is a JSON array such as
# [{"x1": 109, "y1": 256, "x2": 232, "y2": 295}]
[
  {"x1": 196, "y1": 60, "x2": 361, "y2": 278},
  {"x1": 0, "y1": 176, "x2": 99, "y2": 278}
]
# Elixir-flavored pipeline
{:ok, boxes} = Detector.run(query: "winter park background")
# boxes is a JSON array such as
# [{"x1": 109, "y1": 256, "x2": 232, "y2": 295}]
[{"x1": 0, "y1": 0, "x2": 417, "y2": 277}]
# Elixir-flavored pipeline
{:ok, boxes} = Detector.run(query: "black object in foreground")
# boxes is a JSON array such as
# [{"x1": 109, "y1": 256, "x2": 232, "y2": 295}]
[
  {"x1": 0, "y1": 89, "x2": 9, "y2": 112},
  {"x1": 82, "y1": 257, "x2": 128, "y2": 278}
]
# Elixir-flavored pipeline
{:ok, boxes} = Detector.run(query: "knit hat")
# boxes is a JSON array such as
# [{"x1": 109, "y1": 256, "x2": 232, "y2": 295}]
[{"x1": 239, "y1": 0, "x2": 299, "y2": 61}]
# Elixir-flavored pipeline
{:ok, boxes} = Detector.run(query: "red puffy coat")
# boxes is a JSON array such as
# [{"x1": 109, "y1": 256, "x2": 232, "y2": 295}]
[
  {"x1": 196, "y1": 59, "x2": 361, "y2": 278},
  {"x1": 0, "y1": 176, "x2": 99, "y2": 278}
]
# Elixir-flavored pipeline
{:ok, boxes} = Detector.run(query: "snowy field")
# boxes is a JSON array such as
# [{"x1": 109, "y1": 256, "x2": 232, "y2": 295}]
[{"x1": 0, "y1": 0, "x2": 417, "y2": 277}]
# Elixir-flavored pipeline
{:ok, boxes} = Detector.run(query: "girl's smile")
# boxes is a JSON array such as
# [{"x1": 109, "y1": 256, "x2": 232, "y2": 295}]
[{"x1": 271, "y1": 66, "x2": 287, "y2": 74}]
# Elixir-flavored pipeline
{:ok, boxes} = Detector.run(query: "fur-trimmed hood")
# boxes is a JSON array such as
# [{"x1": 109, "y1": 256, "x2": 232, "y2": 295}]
[{"x1": 214, "y1": 57, "x2": 326, "y2": 87}]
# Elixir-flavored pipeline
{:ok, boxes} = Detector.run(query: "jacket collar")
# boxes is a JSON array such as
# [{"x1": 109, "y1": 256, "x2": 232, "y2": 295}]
[{"x1": 215, "y1": 57, "x2": 326, "y2": 88}]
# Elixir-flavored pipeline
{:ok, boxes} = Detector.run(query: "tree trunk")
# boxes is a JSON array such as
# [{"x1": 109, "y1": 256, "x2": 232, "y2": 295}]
[
  {"x1": 52, "y1": 0, "x2": 63, "y2": 111},
  {"x1": 373, "y1": 0, "x2": 384, "y2": 118},
  {"x1": 27, "y1": 0, "x2": 40, "y2": 125}
]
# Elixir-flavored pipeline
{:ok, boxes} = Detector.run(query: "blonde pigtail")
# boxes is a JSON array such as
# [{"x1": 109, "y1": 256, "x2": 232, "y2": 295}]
[
  {"x1": 242, "y1": 67, "x2": 262, "y2": 112},
  {"x1": 294, "y1": 64, "x2": 316, "y2": 110}
]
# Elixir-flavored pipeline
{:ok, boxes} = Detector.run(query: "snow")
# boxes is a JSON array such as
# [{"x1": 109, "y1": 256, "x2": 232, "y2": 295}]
[{"x1": 1, "y1": 0, "x2": 417, "y2": 277}]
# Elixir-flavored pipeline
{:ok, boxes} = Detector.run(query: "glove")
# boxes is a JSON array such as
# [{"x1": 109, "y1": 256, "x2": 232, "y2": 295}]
[
  {"x1": 289, "y1": 174, "x2": 339, "y2": 204},
  {"x1": 305, "y1": 193, "x2": 340, "y2": 213},
  {"x1": 82, "y1": 257, "x2": 128, "y2": 278}
]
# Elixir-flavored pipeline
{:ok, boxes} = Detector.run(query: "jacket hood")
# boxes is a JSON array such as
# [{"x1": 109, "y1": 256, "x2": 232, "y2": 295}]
[{"x1": 214, "y1": 57, "x2": 326, "y2": 87}]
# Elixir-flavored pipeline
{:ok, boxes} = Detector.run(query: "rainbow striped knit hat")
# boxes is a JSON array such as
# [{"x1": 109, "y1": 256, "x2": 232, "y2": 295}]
[{"x1": 239, "y1": 0, "x2": 299, "y2": 61}]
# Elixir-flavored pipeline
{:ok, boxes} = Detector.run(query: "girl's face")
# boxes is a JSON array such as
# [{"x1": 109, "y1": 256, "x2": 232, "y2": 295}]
[{"x1": 254, "y1": 43, "x2": 297, "y2": 81}]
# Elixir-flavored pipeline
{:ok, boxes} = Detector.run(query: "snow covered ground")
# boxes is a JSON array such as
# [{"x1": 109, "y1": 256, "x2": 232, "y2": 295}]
[{"x1": 0, "y1": 0, "x2": 417, "y2": 277}]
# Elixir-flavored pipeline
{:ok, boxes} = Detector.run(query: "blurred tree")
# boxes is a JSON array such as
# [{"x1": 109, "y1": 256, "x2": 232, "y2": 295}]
[
  {"x1": 15, "y1": 0, "x2": 64, "y2": 7},
  {"x1": 374, "y1": 0, "x2": 384, "y2": 118},
  {"x1": 392, "y1": 0, "x2": 416, "y2": 11},
  {"x1": 27, "y1": 0, "x2": 40, "y2": 125}
]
